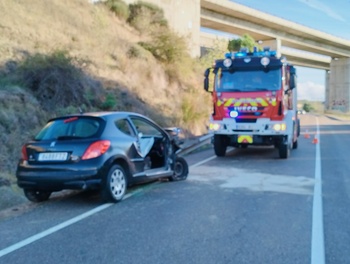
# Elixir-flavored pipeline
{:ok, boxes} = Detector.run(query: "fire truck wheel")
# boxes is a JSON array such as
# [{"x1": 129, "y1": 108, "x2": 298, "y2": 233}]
[
  {"x1": 279, "y1": 143, "x2": 290, "y2": 159},
  {"x1": 214, "y1": 135, "x2": 227, "y2": 157},
  {"x1": 292, "y1": 139, "x2": 298, "y2": 149}
]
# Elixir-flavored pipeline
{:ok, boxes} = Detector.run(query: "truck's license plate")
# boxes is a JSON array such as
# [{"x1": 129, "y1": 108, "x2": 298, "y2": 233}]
[{"x1": 236, "y1": 124, "x2": 252, "y2": 129}]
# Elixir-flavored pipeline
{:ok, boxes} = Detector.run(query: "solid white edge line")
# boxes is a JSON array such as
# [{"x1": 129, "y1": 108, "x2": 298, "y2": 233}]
[
  {"x1": 311, "y1": 117, "x2": 325, "y2": 264},
  {"x1": 190, "y1": 155, "x2": 217, "y2": 168},
  {"x1": 0, "y1": 203, "x2": 113, "y2": 258},
  {"x1": 0, "y1": 155, "x2": 218, "y2": 258}
]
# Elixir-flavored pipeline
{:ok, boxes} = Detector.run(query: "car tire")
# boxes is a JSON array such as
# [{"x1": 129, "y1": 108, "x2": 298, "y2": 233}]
[
  {"x1": 24, "y1": 189, "x2": 51, "y2": 203},
  {"x1": 169, "y1": 157, "x2": 189, "y2": 181},
  {"x1": 101, "y1": 164, "x2": 127, "y2": 203}
]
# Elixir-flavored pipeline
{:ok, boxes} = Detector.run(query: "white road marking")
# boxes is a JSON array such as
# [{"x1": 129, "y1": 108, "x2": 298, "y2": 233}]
[
  {"x1": 0, "y1": 203, "x2": 113, "y2": 258},
  {"x1": 311, "y1": 117, "x2": 325, "y2": 264},
  {"x1": 0, "y1": 158, "x2": 216, "y2": 258},
  {"x1": 0, "y1": 185, "x2": 154, "y2": 258},
  {"x1": 190, "y1": 155, "x2": 217, "y2": 168}
]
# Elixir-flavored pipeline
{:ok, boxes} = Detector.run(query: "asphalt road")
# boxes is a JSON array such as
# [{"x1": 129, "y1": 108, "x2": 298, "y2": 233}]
[{"x1": 0, "y1": 114, "x2": 349, "y2": 264}]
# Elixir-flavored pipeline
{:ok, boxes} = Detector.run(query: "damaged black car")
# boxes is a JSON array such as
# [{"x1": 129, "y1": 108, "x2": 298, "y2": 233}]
[{"x1": 16, "y1": 112, "x2": 188, "y2": 203}]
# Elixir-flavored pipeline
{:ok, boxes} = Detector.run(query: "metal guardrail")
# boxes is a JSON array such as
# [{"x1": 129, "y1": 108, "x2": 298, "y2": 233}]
[{"x1": 176, "y1": 134, "x2": 213, "y2": 157}]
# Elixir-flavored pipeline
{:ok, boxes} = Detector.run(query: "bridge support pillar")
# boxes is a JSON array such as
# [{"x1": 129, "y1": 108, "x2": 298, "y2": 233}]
[
  {"x1": 259, "y1": 38, "x2": 281, "y2": 57},
  {"x1": 325, "y1": 70, "x2": 330, "y2": 110},
  {"x1": 326, "y1": 58, "x2": 350, "y2": 112},
  {"x1": 123, "y1": 0, "x2": 201, "y2": 57}
]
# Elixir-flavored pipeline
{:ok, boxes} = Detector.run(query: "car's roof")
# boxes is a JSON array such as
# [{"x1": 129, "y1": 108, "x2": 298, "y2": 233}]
[{"x1": 51, "y1": 111, "x2": 146, "y2": 120}]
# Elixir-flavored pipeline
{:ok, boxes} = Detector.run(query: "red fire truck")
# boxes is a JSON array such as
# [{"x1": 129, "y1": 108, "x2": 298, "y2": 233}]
[{"x1": 204, "y1": 47, "x2": 300, "y2": 159}]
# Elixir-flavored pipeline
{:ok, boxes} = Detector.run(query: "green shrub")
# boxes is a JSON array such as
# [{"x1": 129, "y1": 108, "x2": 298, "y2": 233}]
[
  {"x1": 105, "y1": 0, "x2": 130, "y2": 21},
  {"x1": 228, "y1": 34, "x2": 259, "y2": 52},
  {"x1": 138, "y1": 31, "x2": 187, "y2": 63},
  {"x1": 127, "y1": 44, "x2": 151, "y2": 59},
  {"x1": 128, "y1": 1, "x2": 167, "y2": 33},
  {"x1": 16, "y1": 50, "x2": 103, "y2": 111},
  {"x1": 100, "y1": 93, "x2": 117, "y2": 110}
]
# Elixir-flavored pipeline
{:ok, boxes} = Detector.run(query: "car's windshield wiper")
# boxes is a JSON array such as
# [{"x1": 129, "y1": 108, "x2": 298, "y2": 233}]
[
  {"x1": 253, "y1": 88, "x2": 269, "y2": 91},
  {"x1": 220, "y1": 88, "x2": 242, "y2": 92}
]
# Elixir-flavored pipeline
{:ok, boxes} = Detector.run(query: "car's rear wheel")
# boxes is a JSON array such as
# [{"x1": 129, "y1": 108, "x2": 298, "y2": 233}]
[
  {"x1": 24, "y1": 189, "x2": 51, "y2": 203},
  {"x1": 101, "y1": 164, "x2": 127, "y2": 203},
  {"x1": 169, "y1": 157, "x2": 188, "y2": 181}
]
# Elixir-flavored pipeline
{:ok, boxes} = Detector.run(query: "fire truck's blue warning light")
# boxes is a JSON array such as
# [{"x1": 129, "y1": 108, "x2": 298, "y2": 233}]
[{"x1": 225, "y1": 47, "x2": 277, "y2": 59}]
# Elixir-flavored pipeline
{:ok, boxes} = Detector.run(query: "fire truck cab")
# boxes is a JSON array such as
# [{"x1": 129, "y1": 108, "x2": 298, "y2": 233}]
[{"x1": 204, "y1": 48, "x2": 300, "y2": 159}]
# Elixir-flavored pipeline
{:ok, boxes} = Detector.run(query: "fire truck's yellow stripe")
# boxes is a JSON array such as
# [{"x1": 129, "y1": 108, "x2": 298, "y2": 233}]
[
  {"x1": 217, "y1": 97, "x2": 271, "y2": 107},
  {"x1": 256, "y1": 98, "x2": 268, "y2": 106},
  {"x1": 224, "y1": 98, "x2": 234, "y2": 106}
]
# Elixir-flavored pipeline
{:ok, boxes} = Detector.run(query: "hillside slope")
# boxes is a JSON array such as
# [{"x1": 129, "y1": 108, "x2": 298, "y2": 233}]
[{"x1": 0, "y1": 0, "x2": 211, "y2": 210}]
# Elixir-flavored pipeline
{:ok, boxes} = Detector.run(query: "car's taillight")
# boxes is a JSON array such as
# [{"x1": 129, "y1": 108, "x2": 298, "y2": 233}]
[
  {"x1": 21, "y1": 145, "x2": 28, "y2": 160},
  {"x1": 82, "y1": 140, "x2": 111, "y2": 160}
]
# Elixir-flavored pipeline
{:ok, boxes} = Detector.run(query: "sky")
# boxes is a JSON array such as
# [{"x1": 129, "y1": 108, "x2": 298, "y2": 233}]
[{"x1": 204, "y1": 0, "x2": 350, "y2": 101}]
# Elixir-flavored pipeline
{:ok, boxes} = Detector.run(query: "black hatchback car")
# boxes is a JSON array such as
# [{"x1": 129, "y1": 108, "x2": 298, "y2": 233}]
[{"x1": 16, "y1": 112, "x2": 188, "y2": 203}]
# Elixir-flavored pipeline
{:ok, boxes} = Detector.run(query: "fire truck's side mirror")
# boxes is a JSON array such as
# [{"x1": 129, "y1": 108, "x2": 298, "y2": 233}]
[
  {"x1": 204, "y1": 68, "x2": 212, "y2": 93},
  {"x1": 289, "y1": 66, "x2": 297, "y2": 89}
]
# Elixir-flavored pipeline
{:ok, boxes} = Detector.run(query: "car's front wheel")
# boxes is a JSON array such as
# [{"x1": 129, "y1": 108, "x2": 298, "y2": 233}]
[
  {"x1": 101, "y1": 164, "x2": 127, "y2": 203},
  {"x1": 169, "y1": 157, "x2": 189, "y2": 181},
  {"x1": 24, "y1": 189, "x2": 51, "y2": 203}
]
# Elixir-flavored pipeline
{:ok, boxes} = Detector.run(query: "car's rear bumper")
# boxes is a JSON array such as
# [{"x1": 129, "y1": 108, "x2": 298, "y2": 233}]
[{"x1": 16, "y1": 166, "x2": 103, "y2": 191}]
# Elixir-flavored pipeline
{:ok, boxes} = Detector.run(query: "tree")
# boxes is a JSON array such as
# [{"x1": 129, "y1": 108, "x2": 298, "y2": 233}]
[
  {"x1": 303, "y1": 102, "x2": 313, "y2": 112},
  {"x1": 227, "y1": 33, "x2": 258, "y2": 52}
]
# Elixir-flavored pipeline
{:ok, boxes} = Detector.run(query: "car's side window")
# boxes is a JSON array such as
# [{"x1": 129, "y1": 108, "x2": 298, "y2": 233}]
[
  {"x1": 115, "y1": 119, "x2": 134, "y2": 136},
  {"x1": 130, "y1": 117, "x2": 162, "y2": 137}
]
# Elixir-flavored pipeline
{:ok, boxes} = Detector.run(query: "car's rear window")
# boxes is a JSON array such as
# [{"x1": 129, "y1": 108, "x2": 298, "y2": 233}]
[{"x1": 35, "y1": 116, "x2": 104, "y2": 141}]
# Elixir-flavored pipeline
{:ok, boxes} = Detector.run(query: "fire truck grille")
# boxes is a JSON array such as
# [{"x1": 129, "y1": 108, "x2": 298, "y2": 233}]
[{"x1": 235, "y1": 118, "x2": 257, "y2": 123}]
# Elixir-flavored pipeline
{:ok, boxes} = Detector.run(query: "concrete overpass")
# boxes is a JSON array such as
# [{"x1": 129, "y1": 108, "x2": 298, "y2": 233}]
[
  {"x1": 199, "y1": 0, "x2": 350, "y2": 112},
  {"x1": 121, "y1": 0, "x2": 350, "y2": 112},
  {"x1": 200, "y1": 31, "x2": 332, "y2": 70},
  {"x1": 200, "y1": 0, "x2": 350, "y2": 65}
]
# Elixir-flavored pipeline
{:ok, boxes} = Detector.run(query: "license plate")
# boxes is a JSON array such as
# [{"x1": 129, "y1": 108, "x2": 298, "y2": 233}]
[
  {"x1": 236, "y1": 124, "x2": 252, "y2": 130},
  {"x1": 38, "y1": 152, "x2": 68, "y2": 161}
]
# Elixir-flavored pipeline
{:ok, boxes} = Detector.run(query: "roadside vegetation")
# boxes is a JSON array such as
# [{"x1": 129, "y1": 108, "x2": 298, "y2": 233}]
[
  {"x1": 0, "y1": 0, "x2": 216, "y2": 209},
  {"x1": 0, "y1": 0, "x2": 328, "y2": 211}
]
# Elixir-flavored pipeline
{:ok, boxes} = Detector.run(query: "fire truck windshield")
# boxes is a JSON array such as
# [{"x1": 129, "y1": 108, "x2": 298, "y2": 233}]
[{"x1": 215, "y1": 68, "x2": 281, "y2": 92}]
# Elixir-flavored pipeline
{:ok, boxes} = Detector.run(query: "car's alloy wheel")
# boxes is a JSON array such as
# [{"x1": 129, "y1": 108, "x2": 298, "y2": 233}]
[
  {"x1": 102, "y1": 164, "x2": 127, "y2": 202},
  {"x1": 169, "y1": 157, "x2": 189, "y2": 181},
  {"x1": 24, "y1": 189, "x2": 51, "y2": 203}
]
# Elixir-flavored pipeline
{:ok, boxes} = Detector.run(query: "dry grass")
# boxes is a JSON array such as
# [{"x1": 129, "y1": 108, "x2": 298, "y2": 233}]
[{"x1": 0, "y1": 0, "x2": 212, "y2": 184}]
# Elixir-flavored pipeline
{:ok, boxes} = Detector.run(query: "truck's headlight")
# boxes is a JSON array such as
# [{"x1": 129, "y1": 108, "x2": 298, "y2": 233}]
[
  {"x1": 209, "y1": 123, "x2": 221, "y2": 131},
  {"x1": 273, "y1": 123, "x2": 286, "y2": 131}
]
